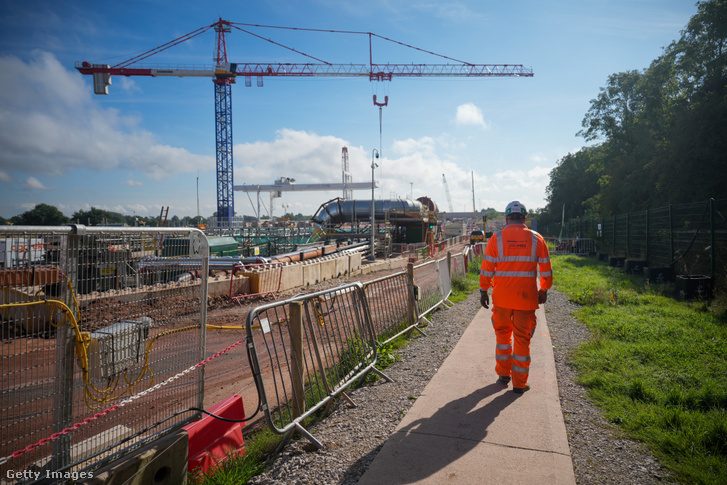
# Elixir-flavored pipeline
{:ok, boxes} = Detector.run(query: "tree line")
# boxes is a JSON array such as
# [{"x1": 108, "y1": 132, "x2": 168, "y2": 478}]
[
  {"x1": 0, "y1": 204, "x2": 206, "y2": 228},
  {"x1": 539, "y1": 0, "x2": 726, "y2": 227},
  {"x1": 0, "y1": 203, "x2": 317, "y2": 227}
]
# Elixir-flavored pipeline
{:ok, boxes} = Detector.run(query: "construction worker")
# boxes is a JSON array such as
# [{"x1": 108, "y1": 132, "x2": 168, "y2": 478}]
[{"x1": 479, "y1": 201, "x2": 552, "y2": 394}]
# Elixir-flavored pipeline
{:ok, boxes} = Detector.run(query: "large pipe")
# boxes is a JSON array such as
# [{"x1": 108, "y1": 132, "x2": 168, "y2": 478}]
[{"x1": 312, "y1": 198, "x2": 426, "y2": 225}]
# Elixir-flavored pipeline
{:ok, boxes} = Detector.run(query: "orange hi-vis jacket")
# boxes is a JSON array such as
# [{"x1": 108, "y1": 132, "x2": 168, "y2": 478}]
[{"x1": 479, "y1": 223, "x2": 553, "y2": 310}]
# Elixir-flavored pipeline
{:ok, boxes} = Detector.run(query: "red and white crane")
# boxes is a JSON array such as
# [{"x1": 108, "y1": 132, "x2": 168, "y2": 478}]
[{"x1": 76, "y1": 18, "x2": 533, "y2": 228}]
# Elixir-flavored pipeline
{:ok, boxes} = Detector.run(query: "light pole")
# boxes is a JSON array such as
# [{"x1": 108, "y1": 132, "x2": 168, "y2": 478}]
[{"x1": 370, "y1": 149, "x2": 379, "y2": 261}]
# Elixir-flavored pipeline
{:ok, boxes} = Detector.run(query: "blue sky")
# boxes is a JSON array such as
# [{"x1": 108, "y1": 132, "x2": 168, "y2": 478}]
[{"x1": 0, "y1": 1, "x2": 699, "y2": 221}]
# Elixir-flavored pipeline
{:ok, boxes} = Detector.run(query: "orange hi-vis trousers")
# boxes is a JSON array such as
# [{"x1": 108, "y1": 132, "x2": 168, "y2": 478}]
[{"x1": 491, "y1": 305, "x2": 536, "y2": 388}]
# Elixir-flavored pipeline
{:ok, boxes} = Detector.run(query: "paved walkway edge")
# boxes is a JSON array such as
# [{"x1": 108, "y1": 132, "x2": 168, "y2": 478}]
[{"x1": 357, "y1": 305, "x2": 576, "y2": 485}]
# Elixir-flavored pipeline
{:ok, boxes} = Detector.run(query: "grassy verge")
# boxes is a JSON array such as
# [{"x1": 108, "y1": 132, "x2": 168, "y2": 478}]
[
  {"x1": 552, "y1": 255, "x2": 727, "y2": 484},
  {"x1": 194, "y1": 261, "x2": 482, "y2": 484}
]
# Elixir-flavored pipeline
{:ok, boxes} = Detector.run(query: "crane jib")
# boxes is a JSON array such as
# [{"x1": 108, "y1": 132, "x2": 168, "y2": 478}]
[{"x1": 76, "y1": 62, "x2": 533, "y2": 80}]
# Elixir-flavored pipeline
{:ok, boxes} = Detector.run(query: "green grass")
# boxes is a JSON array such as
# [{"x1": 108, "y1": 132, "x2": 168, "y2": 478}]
[{"x1": 553, "y1": 255, "x2": 727, "y2": 484}]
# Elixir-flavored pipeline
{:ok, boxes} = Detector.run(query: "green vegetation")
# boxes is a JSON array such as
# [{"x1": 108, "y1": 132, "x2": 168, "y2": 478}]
[
  {"x1": 540, "y1": 0, "x2": 726, "y2": 224},
  {"x1": 1, "y1": 203, "x2": 207, "y2": 227},
  {"x1": 553, "y1": 254, "x2": 727, "y2": 484}
]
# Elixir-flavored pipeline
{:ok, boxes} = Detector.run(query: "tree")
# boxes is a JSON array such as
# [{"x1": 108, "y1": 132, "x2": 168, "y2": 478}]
[
  {"x1": 544, "y1": 146, "x2": 604, "y2": 222},
  {"x1": 71, "y1": 207, "x2": 126, "y2": 226},
  {"x1": 11, "y1": 204, "x2": 69, "y2": 225}
]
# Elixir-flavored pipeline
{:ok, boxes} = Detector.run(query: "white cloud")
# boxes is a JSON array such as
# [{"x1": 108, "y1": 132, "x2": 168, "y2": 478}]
[
  {"x1": 124, "y1": 179, "x2": 143, "y2": 186},
  {"x1": 454, "y1": 103, "x2": 488, "y2": 130},
  {"x1": 23, "y1": 177, "x2": 49, "y2": 190},
  {"x1": 0, "y1": 51, "x2": 213, "y2": 179},
  {"x1": 229, "y1": 129, "x2": 551, "y2": 216}
]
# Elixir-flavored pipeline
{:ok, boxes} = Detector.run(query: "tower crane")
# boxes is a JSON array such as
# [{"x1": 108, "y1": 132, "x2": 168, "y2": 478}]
[
  {"x1": 442, "y1": 174, "x2": 454, "y2": 213},
  {"x1": 76, "y1": 18, "x2": 533, "y2": 228}
]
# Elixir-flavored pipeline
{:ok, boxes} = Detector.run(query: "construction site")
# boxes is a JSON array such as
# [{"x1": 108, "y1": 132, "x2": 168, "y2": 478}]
[{"x1": 0, "y1": 17, "x2": 509, "y2": 484}]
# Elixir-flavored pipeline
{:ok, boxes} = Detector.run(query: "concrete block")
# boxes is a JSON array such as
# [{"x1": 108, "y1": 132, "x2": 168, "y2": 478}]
[
  {"x1": 302, "y1": 262, "x2": 321, "y2": 287},
  {"x1": 349, "y1": 252, "x2": 362, "y2": 275},
  {"x1": 280, "y1": 263, "x2": 303, "y2": 291},
  {"x1": 78, "y1": 429, "x2": 188, "y2": 485},
  {"x1": 335, "y1": 255, "x2": 349, "y2": 277},
  {"x1": 319, "y1": 258, "x2": 337, "y2": 282}
]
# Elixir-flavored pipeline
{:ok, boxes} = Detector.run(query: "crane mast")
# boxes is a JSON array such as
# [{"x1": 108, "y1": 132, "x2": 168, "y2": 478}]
[
  {"x1": 75, "y1": 18, "x2": 533, "y2": 228},
  {"x1": 213, "y1": 20, "x2": 235, "y2": 226}
]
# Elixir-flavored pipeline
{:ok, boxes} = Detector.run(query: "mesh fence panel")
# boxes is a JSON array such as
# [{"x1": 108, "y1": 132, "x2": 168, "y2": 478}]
[
  {"x1": 0, "y1": 226, "x2": 208, "y2": 479},
  {"x1": 412, "y1": 260, "x2": 443, "y2": 317},
  {"x1": 362, "y1": 272, "x2": 416, "y2": 344},
  {"x1": 246, "y1": 284, "x2": 376, "y2": 438}
]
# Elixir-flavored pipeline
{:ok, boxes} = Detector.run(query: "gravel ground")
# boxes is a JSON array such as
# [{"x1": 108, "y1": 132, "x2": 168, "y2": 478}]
[{"x1": 247, "y1": 287, "x2": 676, "y2": 485}]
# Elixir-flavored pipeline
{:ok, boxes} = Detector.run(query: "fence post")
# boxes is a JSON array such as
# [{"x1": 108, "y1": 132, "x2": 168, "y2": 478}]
[
  {"x1": 289, "y1": 301, "x2": 305, "y2": 419},
  {"x1": 612, "y1": 215, "x2": 616, "y2": 255},
  {"x1": 51, "y1": 227, "x2": 83, "y2": 471},
  {"x1": 710, "y1": 198, "x2": 716, "y2": 279},
  {"x1": 626, "y1": 212, "x2": 631, "y2": 259},
  {"x1": 447, "y1": 251, "x2": 452, "y2": 278},
  {"x1": 645, "y1": 208, "x2": 650, "y2": 265},
  {"x1": 669, "y1": 205, "x2": 674, "y2": 263},
  {"x1": 406, "y1": 262, "x2": 417, "y2": 325}
]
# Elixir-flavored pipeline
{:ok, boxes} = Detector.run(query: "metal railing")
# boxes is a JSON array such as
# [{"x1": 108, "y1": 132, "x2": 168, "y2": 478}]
[
  {"x1": 0, "y1": 226, "x2": 208, "y2": 479},
  {"x1": 412, "y1": 260, "x2": 445, "y2": 324},
  {"x1": 244, "y1": 249, "x2": 469, "y2": 449},
  {"x1": 362, "y1": 271, "x2": 423, "y2": 345},
  {"x1": 245, "y1": 283, "x2": 392, "y2": 450}
]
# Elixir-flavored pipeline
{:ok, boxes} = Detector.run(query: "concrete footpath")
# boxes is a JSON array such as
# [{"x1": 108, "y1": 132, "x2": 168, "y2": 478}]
[{"x1": 357, "y1": 305, "x2": 576, "y2": 485}]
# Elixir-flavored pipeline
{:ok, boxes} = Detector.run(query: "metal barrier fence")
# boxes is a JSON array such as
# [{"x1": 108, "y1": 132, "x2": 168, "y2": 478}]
[
  {"x1": 0, "y1": 226, "x2": 208, "y2": 480},
  {"x1": 246, "y1": 250, "x2": 469, "y2": 448},
  {"x1": 362, "y1": 271, "x2": 423, "y2": 346},
  {"x1": 539, "y1": 198, "x2": 727, "y2": 280},
  {"x1": 450, "y1": 252, "x2": 468, "y2": 280},
  {"x1": 412, "y1": 260, "x2": 445, "y2": 324},
  {"x1": 245, "y1": 283, "x2": 392, "y2": 450}
]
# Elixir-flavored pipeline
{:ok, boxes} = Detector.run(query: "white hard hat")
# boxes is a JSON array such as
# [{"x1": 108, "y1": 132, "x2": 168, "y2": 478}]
[{"x1": 505, "y1": 201, "x2": 527, "y2": 216}]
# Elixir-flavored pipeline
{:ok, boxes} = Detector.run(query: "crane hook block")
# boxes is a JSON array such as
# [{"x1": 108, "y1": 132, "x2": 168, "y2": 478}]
[{"x1": 373, "y1": 95, "x2": 389, "y2": 107}]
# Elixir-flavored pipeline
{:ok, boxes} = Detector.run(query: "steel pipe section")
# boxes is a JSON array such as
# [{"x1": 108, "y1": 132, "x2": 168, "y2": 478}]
[{"x1": 312, "y1": 198, "x2": 426, "y2": 226}]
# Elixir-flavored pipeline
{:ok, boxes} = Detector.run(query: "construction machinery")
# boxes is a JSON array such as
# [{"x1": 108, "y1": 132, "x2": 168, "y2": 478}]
[{"x1": 76, "y1": 18, "x2": 533, "y2": 229}]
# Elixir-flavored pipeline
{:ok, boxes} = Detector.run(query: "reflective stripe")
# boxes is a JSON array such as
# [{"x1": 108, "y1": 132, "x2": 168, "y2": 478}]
[
  {"x1": 495, "y1": 271, "x2": 537, "y2": 277},
  {"x1": 513, "y1": 354, "x2": 531, "y2": 362},
  {"x1": 496, "y1": 354, "x2": 511, "y2": 361},
  {"x1": 539, "y1": 257, "x2": 550, "y2": 264},
  {"x1": 540, "y1": 271, "x2": 552, "y2": 277},
  {"x1": 500, "y1": 256, "x2": 538, "y2": 262},
  {"x1": 496, "y1": 343, "x2": 512, "y2": 350},
  {"x1": 531, "y1": 233, "x2": 538, "y2": 260},
  {"x1": 496, "y1": 230, "x2": 504, "y2": 262},
  {"x1": 480, "y1": 270, "x2": 495, "y2": 277},
  {"x1": 512, "y1": 364, "x2": 529, "y2": 374},
  {"x1": 483, "y1": 255, "x2": 498, "y2": 263}
]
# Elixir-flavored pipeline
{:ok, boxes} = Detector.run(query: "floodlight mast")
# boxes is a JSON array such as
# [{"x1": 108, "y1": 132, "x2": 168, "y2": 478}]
[{"x1": 76, "y1": 18, "x2": 533, "y2": 228}]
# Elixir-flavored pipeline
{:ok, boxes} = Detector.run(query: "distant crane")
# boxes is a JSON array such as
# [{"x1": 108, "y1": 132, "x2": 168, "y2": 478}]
[
  {"x1": 76, "y1": 18, "x2": 533, "y2": 228},
  {"x1": 442, "y1": 174, "x2": 454, "y2": 213}
]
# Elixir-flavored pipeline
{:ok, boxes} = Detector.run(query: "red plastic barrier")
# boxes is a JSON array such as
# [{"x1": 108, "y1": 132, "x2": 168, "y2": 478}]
[{"x1": 183, "y1": 394, "x2": 246, "y2": 475}]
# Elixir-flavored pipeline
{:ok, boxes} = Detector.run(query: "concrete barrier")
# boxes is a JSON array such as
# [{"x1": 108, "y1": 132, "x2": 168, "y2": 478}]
[
  {"x1": 79, "y1": 430, "x2": 188, "y2": 485},
  {"x1": 302, "y1": 261, "x2": 321, "y2": 287}
]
